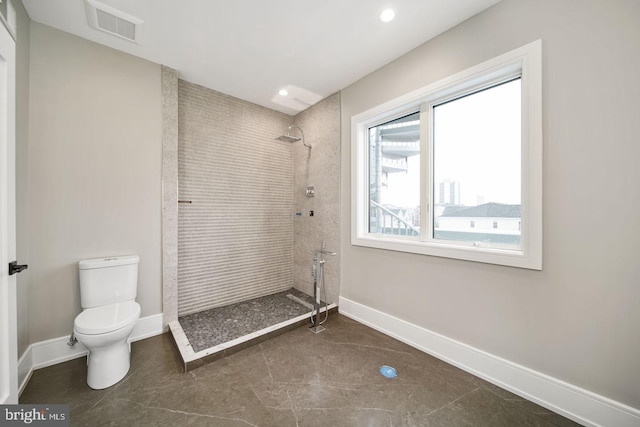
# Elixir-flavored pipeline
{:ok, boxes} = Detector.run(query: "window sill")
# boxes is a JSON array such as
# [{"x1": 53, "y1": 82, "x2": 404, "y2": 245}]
[{"x1": 352, "y1": 235, "x2": 541, "y2": 270}]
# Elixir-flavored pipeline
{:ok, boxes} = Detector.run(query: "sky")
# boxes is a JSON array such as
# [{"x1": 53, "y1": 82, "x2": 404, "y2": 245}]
[{"x1": 379, "y1": 78, "x2": 521, "y2": 208}]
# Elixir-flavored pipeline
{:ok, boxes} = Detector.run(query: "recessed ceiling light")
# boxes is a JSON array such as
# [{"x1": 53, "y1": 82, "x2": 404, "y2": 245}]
[
  {"x1": 379, "y1": 8, "x2": 395, "y2": 23},
  {"x1": 272, "y1": 85, "x2": 323, "y2": 112}
]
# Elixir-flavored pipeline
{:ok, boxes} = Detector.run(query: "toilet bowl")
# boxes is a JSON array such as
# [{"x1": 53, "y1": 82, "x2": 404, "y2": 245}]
[{"x1": 74, "y1": 300, "x2": 140, "y2": 389}]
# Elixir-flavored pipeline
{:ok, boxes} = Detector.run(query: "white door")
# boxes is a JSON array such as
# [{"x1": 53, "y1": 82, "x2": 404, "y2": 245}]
[{"x1": 0, "y1": 17, "x2": 17, "y2": 404}]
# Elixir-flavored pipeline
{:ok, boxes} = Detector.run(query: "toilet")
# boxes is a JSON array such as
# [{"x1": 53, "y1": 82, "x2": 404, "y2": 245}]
[{"x1": 73, "y1": 255, "x2": 141, "y2": 390}]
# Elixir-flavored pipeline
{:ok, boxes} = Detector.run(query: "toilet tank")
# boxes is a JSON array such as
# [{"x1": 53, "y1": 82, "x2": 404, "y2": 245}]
[{"x1": 79, "y1": 255, "x2": 139, "y2": 309}]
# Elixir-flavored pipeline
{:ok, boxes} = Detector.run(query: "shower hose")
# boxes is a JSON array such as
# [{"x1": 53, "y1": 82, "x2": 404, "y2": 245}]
[{"x1": 311, "y1": 258, "x2": 329, "y2": 326}]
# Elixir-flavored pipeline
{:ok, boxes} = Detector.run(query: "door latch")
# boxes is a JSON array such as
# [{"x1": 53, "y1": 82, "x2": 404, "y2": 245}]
[{"x1": 8, "y1": 261, "x2": 28, "y2": 275}]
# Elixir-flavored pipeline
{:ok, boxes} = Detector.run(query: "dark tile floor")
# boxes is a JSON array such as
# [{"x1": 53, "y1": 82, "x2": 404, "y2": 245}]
[
  {"x1": 179, "y1": 288, "x2": 317, "y2": 352},
  {"x1": 20, "y1": 314, "x2": 582, "y2": 426}
]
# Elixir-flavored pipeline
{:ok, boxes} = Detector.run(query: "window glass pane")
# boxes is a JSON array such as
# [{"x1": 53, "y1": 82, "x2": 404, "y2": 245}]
[
  {"x1": 433, "y1": 79, "x2": 521, "y2": 246},
  {"x1": 368, "y1": 112, "x2": 420, "y2": 237}
]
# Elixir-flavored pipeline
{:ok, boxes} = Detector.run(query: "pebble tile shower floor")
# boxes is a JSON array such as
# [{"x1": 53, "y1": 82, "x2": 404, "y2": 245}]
[
  {"x1": 20, "y1": 314, "x2": 582, "y2": 426},
  {"x1": 178, "y1": 288, "x2": 317, "y2": 352}
]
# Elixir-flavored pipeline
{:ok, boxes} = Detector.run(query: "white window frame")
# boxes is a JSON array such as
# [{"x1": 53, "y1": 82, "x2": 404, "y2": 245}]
[{"x1": 351, "y1": 40, "x2": 542, "y2": 270}]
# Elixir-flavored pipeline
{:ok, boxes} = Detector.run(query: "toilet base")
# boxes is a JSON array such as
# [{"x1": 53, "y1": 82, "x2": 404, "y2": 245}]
[
  {"x1": 74, "y1": 320, "x2": 137, "y2": 390},
  {"x1": 86, "y1": 340, "x2": 131, "y2": 389}
]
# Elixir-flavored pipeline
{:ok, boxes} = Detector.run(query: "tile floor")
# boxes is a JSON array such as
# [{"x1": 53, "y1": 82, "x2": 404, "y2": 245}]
[{"x1": 20, "y1": 314, "x2": 582, "y2": 426}]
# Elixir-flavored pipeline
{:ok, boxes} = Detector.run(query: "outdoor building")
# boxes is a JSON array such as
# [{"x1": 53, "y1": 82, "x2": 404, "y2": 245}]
[{"x1": 436, "y1": 202, "x2": 521, "y2": 244}]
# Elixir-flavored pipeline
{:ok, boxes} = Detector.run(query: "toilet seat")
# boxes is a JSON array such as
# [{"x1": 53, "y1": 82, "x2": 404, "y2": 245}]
[{"x1": 74, "y1": 301, "x2": 140, "y2": 335}]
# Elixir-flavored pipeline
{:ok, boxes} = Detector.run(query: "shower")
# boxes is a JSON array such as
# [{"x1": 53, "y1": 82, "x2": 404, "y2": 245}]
[
  {"x1": 170, "y1": 81, "x2": 340, "y2": 370},
  {"x1": 276, "y1": 125, "x2": 312, "y2": 148}
]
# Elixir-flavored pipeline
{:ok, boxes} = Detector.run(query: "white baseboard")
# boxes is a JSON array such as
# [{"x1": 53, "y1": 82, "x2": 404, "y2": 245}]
[
  {"x1": 18, "y1": 313, "x2": 163, "y2": 396},
  {"x1": 130, "y1": 313, "x2": 164, "y2": 343},
  {"x1": 338, "y1": 296, "x2": 640, "y2": 427}
]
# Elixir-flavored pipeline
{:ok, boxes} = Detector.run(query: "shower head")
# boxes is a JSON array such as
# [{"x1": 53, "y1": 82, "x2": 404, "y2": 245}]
[
  {"x1": 276, "y1": 125, "x2": 311, "y2": 148},
  {"x1": 276, "y1": 134, "x2": 301, "y2": 143}
]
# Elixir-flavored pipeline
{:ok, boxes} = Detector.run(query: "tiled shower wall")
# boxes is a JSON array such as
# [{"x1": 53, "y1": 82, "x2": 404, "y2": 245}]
[
  {"x1": 293, "y1": 93, "x2": 341, "y2": 304},
  {"x1": 177, "y1": 80, "x2": 295, "y2": 315}
]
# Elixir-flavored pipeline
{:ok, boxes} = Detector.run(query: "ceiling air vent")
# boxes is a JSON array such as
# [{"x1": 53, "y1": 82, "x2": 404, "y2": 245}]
[{"x1": 85, "y1": 0, "x2": 144, "y2": 44}]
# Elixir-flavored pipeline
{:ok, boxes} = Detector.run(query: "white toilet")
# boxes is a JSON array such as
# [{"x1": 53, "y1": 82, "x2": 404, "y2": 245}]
[{"x1": 73, "y1": 255, "x2": 141, "y2": 390}]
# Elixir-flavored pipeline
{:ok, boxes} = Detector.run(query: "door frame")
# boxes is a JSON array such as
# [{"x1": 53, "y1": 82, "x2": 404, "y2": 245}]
[{"x1": 0, "y1": 7, "x2": 18, "y2": 404}]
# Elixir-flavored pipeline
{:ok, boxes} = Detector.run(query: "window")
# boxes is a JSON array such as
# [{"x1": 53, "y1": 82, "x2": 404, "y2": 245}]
[
  {"x1": 368, "y1": 112, "x2": 420, "y2": 237},
  {"x1": 352, "y1": 40, "x2": 542, "y2": 270},
  {"x1": 433, "y1": 79, "x2": 520, "y2": 246}
]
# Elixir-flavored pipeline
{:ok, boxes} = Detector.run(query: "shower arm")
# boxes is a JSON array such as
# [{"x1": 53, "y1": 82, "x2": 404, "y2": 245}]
[{"x1": 288, "y1": 125, "x2": 311, "y2": 149}]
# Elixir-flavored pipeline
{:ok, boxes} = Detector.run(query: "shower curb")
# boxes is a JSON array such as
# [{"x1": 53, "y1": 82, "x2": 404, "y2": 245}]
[{"x1": 169, "y1": 304, "x2": 338, "y2": 372}]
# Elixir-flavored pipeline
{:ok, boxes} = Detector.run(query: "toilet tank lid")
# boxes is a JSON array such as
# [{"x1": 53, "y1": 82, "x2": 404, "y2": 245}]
[{"x1": 79, "y1": 255, "x2": 140, "y2": 270}]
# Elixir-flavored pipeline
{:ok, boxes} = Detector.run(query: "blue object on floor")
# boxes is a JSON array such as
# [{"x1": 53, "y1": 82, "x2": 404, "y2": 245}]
[{"x1": 380, "y1": 365, "x2": 397, "y2": 378}]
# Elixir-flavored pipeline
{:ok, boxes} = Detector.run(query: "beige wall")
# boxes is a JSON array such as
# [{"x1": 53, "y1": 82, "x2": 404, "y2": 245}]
[
  {"x1": 293, "y1": 93, "x2": 341, "y2": 303},
  {"x1": 14, "y1": 0, "x2": 30, "y2": 356},
  {"x1": 340, "y1": 0, "x2": 640, "y2": 409},
  {"x1": 28, "y1": 23, "x2": 163, "y2": 343}
]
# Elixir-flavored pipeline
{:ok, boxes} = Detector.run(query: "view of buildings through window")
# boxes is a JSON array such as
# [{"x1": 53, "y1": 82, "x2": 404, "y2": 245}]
[
  {"x1": 368, "y1": 78, "x2": 522, "y2": 245},
  {"x1": 368, "y1": 112, "x2": 421, "y2": 237}
]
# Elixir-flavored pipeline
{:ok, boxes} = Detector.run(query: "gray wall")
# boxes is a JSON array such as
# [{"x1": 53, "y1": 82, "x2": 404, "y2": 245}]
[
  {"x1": 293, "y1": 93, "x2": 341, "y2": 303},
  {"x1": 177, "y1": 80, "x2": 294, "y2": 315},
  {"x1": 28, "y1": 23, "x2": 163, "y2": 343},
  {"x1": 340, "y1": 0, "x2": 640, "y2": 409},
  {"x1": 15, "y1": 0, "x2": 30, "y2": 356}
]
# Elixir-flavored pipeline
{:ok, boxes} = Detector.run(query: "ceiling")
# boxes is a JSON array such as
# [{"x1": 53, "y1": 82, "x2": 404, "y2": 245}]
[{"x1": 22, "y1": 0, "x2": 501, "y2": 115}]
